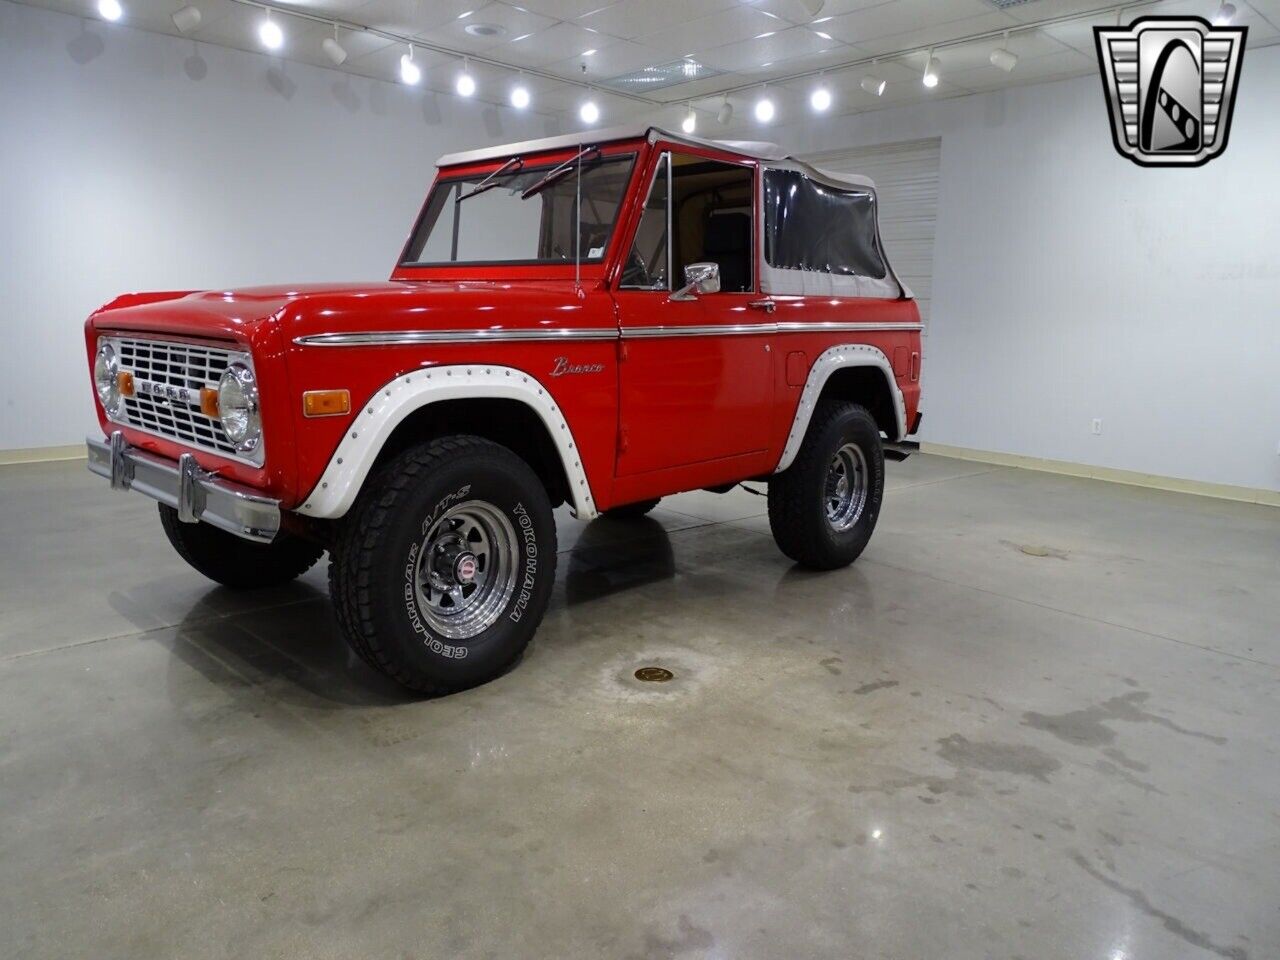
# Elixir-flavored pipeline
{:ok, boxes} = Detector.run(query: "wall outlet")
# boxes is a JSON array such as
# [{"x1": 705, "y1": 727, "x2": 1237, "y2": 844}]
[{"x1": 1091, "y1": 418, "x2": 1103, "y2": 436}]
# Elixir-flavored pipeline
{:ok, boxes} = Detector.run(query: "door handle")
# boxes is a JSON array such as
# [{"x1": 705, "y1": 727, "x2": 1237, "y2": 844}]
[{"x1": 748, "y1": 298, "x2": 776, "y2": 314}]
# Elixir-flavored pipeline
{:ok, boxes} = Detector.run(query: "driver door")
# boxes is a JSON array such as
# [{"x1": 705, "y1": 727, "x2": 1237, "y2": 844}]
[{"x1": 611, "y1": 147, "x2": 774, "y2": 484}]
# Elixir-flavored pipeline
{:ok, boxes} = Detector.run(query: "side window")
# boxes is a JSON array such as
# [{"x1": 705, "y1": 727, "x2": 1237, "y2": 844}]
[
  {"x1": 619, "y1": 151, "x2": 755, "y2": 293},
  {"x1": 762, "y1": 168, "x2": 887, "y2": 279},
  {"x1": 620, "y1": 153, "x2": 670, "y2": 290},
  {"x1": 672, "y1": 154, "x2": 754, "y2": 293}
]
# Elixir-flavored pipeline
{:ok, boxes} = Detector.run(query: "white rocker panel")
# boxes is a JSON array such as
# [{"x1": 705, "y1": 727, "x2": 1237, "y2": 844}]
[
  {"x1": 774, "y1": 344, "x2": 906, "y2": 474},
  {"x1": 296, "y1": 365, "x2": 599, "y2": 521}
]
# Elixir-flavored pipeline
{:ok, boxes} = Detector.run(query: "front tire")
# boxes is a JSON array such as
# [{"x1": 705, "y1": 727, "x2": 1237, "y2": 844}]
[
  {"x1": 767, "y1": 401, "x2": 885, "y2": 570},
  {"x1": 329, "y1": 436, "x2": 557, "y2": 695},
  {"x1": 159, "y1": 503, "x2": 323, "y2": 588}
]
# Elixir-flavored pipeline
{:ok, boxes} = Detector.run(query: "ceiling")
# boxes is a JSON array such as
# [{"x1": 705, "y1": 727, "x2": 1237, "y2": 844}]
[{"x1": 20, "y1": 0, "x2": 1280, "y2": 133}]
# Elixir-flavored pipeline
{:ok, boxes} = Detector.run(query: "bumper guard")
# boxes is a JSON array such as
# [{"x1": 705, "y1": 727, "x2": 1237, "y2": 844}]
[{"x1": 87, "y1": 432, "x2": 280, "y2": 543}]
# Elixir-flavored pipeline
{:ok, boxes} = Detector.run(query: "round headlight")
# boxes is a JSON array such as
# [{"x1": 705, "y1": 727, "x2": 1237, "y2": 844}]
[
  {"x1": 94, "y1": 342, "x2": 123, "y2": 416},
  {"x1": 218, "y1": 362, "x2": 261, "y2": 451}
]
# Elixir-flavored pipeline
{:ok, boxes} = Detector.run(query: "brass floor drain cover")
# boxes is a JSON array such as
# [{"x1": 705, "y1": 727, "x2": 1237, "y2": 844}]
[{"x1": 635, "y1": 666, "x2": 674, "y2": 683}]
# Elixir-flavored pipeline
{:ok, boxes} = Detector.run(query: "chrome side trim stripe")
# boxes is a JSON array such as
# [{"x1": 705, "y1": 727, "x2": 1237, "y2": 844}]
[
  {"x1": 294, "y1": 322, "x2": 923, "y2": 347},
  {"x1": 294, "y1": 328, "x2": 619, "y2": 347}
]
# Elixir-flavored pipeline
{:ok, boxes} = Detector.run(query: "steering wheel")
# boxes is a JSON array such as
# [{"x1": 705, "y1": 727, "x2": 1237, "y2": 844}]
[{"x1": 620, "y1": 248, "x2": 651, "y2": 287}]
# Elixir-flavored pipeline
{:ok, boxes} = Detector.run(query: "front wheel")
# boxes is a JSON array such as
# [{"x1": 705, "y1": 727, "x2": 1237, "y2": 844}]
[
  {"x1": 329, "y1": 436, "x2": 557, "y2": 695},
  {"x1": 767, "y1": 401, "x2": 885, "y2": 570},
  {"x1": 159, "y1": 503, "x2": 323, "y2": 588}
]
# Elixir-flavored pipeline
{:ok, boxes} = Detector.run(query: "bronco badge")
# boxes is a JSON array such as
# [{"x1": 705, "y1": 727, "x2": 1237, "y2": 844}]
[{"x1": 1094, "y1": 16, "x2": 1246, "y2": 168}]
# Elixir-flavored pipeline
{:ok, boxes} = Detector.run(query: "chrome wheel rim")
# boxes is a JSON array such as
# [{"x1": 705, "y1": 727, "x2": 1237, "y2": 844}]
[
  {"x1": 824, "y1": 442, "x2": 868, "y2": 532},
  {"x1": 413, "y1": 500, "x2": 518, "y2": 640}
]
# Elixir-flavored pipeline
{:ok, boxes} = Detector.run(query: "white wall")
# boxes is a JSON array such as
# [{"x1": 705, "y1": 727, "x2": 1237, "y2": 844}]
[
  {"x1": 0, "y1": 0, "x2": 557, "y2": 452},
  {"x1": 781, "y1": 45, "x2": 1280, "y2": 493},
  {"x1": 4, "y1": 0, "x2": 1279, "y2": 493}
]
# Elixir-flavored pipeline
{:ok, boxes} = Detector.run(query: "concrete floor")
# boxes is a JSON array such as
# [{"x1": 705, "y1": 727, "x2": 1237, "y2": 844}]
[{"x1": 2, "y1": 454, "x2": 1278, "y2": 960}]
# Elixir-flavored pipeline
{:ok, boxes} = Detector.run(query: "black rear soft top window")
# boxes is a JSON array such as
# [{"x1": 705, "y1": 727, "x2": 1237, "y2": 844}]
[{"x1": 762, "y1": 168, "x2": 887, "y2": 279}]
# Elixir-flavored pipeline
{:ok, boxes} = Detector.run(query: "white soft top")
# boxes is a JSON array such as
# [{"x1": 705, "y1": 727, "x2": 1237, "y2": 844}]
[{"x1": 435, "y1": 124, "x2": 876, "y2": 193}]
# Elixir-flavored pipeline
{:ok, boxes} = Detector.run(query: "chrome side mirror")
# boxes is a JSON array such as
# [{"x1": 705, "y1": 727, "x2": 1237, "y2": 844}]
[{"x1": 671, "y1": 262, "x2": 720, "y2": 301}]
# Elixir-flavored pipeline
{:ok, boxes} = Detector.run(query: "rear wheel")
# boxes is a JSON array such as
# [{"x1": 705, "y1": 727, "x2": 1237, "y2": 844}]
[
  {"x1": 159, "y1": 503, "x2": 323, "y2": 588},
  {"x1": 330, "y1": 436, "x2": 557, "y2": 695},
  {"x1": 767, "y1": 401, "x2": 884, "y2": 570},
  {"x1": 603, "y1": 498, "x2": 661, "y2": 520}
]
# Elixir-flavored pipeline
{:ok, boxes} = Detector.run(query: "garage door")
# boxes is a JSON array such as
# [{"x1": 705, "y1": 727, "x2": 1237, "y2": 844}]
[{"x1": 803, "y1": 138, "x2": 940, "y2": 345}]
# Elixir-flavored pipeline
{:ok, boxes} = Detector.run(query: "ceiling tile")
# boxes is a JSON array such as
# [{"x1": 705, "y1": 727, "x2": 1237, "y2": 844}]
[
  {"x1": 510, "y1": 0, "x2": 626, "y2": 20},
  {"x1": 697, "y1": 25, "x2": 846, "y2": 71},
  {"x1": 576, "y1": 0, "x2": 738, "y2": 39},
  {"x1": 543, "y1": 39, "x2": 677, "y2": 79},
  {"x1": 497, "y1": 19, "x2": 601, "y2": 65},
  {"x1": 641, "y1": 4, "x2": 786, "y2": 55},
  {"x1": 414, "y1": 2, "x2": 556, "y2": 51}
]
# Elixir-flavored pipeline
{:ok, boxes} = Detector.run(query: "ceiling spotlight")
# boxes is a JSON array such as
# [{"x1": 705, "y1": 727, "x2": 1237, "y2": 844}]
[
  {"x1": 754, "y1": 88, "x2": 775, "y2": 123},
  {"x1": 98, "y1": 0, "x2": 123, "y2": 21},
  {"x1": 580, "y1": 97, "x2": 600, "y2": 124},
  {"x1": 322, "y1": 24, "x2": 346, "y2": 65},
  {"x1": 258, "y1": 11, "x2": 283, "y2": 51},
  {"x1": 456, "y1": 59, "x2": 476, "y2": 96},
  {"x1": 681, "y1": 105, "x2": 697, "y2": 134},
  {"x1": 861, "y1": 74, "x2": 886, "y2": 96},
  {"x1": 171, "y1": 4, "x2": 200, "y2": 32},
  {"x1": 809, "y1": 82, "x2": 831, "y2": 112},
  {"x1": 717, "y1": 96, "x2": 734, "y2": 125},
  {"x1": 400, "y1": 46, "x2": 421, "y2": 85},
  {"x1": 510, "y1": 80, "x2": 531, "y2": 109},
  {"x1": 922, "y1": 50, "x2": 940, "y2": 88},
  {"x1": 1213, "y1": 1, "x2": 1237, "y2": 25},
  {"x1": 990, "y1": 32, "x2": 1017, "y2": 72}
]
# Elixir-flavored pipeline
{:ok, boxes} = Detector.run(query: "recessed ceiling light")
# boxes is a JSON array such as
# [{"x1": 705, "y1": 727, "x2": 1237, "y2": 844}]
[
  {"x1": 754, "y1": 31, "x2": 776, "y2": 39},
  {"x1": 582, "y1": 48, "x2": 597, "y2": 56},
  {"x1": 457, "y1": 9, "x2": 473, "y2": 18},
  {"x1": 814, "y1": 30, "x2": 832, "y2": 40},
  {"x1": 464, "y1": 22, "x2": 504, "y2": 37}
]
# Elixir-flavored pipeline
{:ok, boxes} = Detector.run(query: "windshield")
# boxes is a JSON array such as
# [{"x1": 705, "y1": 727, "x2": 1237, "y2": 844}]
[{"x1": 401, "y1": 153, "x2": 636, "y2": 266}]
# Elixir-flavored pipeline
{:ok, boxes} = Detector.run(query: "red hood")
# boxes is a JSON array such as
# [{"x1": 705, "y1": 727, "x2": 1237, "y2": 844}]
[{"x1": 90, "y1": 280, "x2": 599, "y2": 344}]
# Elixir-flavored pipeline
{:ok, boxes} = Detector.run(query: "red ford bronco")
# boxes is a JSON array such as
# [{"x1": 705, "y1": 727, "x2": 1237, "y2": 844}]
[{"x1": 85, "y1": 125, "x2": 922, "y2": 694}]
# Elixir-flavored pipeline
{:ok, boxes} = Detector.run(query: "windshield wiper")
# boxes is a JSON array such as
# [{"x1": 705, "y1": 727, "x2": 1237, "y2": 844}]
[
  {"x1": 455, "y1": 156, "x2": 523, "y2": 203},
  {"x1": 520, "y1": 146, "x2": 600, "y2": 200}
]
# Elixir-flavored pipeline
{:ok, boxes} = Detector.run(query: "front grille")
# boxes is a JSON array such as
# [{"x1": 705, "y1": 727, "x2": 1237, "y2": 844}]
[{"x1": 108, "y1": 336, "x2": 260, "y2": 464}]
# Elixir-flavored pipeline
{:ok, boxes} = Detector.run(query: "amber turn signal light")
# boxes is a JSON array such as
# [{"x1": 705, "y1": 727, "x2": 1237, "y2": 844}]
[
  {"x1": 199, "y1": 386, "x2": 219, "y2": 417},
  {"x1": 117, "y1": 370, "x2": 135, "y2": 398},
  {"x1": 303, "y1": 389, "x2": 351, "y2": 418}
]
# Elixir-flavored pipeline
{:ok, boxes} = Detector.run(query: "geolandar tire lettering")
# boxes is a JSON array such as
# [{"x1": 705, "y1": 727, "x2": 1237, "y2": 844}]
[{"x1": 330, "y1": 436, "x2": 557, "y2": 696}]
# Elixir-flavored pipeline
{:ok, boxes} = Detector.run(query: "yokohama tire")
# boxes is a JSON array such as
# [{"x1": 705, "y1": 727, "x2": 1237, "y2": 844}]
[
  {"x1": 158, "y1": 503, "x2": 323, "y2": 588},
  {"x1": 767, "y1": 400, "x2": 885, "y2": 570},
  {"x1": 329, "y1": 436, "x2": 557, "y2": 695}
]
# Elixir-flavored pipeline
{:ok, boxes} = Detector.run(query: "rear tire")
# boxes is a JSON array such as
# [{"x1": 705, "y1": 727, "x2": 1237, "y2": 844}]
[
  {"x1": 603, "y1": 498, "x2": 661, "y2": 520},
  {"x1": 767, "y1": 401, "x2": 884, "y2": 570},
  {"x1": 159, "y1": 504, "x2": 323, "y2": 588},
  {"x1": 329, "y1": 436, "x2": 557, "y2": 696}
]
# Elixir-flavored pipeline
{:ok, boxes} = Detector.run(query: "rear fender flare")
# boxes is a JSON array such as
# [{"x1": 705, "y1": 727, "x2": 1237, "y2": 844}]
[{"x1": 774, "y1": 344, "x2": 905, "y2": 473}]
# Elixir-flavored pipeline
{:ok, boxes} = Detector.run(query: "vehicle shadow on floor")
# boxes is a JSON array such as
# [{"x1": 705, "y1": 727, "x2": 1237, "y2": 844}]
[
  {"x1": 156, "y1": 516, "x2": 680, "y2": 705},
  {"x1": 561, "y1": 516, "x2": 677, "y2": 607}
]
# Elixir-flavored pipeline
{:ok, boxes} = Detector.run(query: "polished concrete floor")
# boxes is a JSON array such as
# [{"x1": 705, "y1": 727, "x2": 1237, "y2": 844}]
[{"x1": 2, "y1": 454, "x2": 1278, "y2": 960}]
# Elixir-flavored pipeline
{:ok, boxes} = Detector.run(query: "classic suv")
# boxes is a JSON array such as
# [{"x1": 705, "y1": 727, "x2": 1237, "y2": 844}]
[{"x1": 85, "y1": 125, "x2": 923, "y2": 694}]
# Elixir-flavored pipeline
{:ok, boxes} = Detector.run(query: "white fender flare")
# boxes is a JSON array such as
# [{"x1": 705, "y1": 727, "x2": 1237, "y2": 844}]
[
  {"x1": 774, "y1": 344, "x2": 906, "y2": 474},
  {"x1": 295, "y1": 365, "x2": 599, "y2": 521}
]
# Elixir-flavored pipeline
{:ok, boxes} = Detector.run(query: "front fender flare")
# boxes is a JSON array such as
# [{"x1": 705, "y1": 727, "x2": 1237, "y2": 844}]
[{"x1": 295, "y1": 365, "x2": 598, "y2": 521}]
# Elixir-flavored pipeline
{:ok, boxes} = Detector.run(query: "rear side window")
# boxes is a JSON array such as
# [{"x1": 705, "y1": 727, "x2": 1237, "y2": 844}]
[{"x1": 762, "y1": 169, "x2": 887, "y2": 279}]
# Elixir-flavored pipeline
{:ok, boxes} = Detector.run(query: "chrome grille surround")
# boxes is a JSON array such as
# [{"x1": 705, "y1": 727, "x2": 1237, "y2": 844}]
[{"x1": 101, "y1": 335, "x2": 264, "y2": 466}]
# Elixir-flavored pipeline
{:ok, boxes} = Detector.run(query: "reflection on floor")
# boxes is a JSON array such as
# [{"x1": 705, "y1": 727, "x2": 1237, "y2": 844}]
[{"x1": 1, "y1": 454, "x2": 1277, "y2": 959}]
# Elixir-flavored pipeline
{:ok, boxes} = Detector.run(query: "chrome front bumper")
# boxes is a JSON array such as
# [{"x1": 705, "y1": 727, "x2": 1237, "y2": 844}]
[{"x1": 87, "y1": 432, "x2": 280, "y2": 543}]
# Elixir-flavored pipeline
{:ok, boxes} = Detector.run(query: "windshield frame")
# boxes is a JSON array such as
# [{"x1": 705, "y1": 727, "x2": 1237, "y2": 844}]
[{"x1": 395, "y1": 144, "x2": 641, "y2": 274}]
